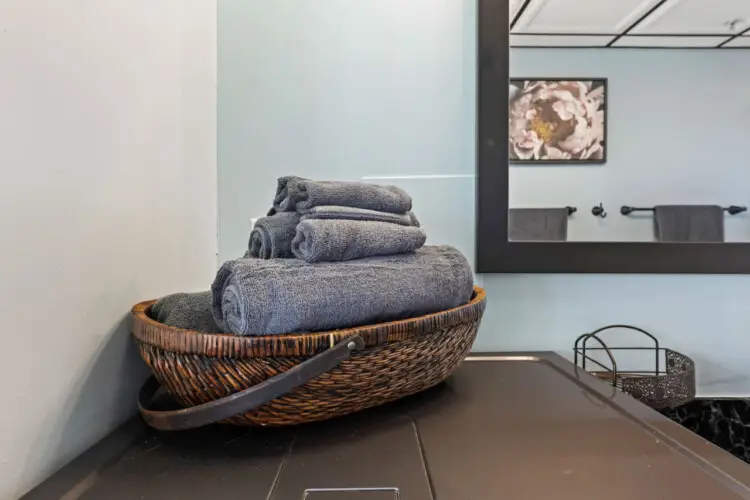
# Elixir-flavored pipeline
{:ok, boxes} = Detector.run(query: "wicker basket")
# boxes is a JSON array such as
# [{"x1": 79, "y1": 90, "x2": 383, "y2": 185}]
[{"x1": 132, "y1": 286, "x2": 486, "y2": 430}]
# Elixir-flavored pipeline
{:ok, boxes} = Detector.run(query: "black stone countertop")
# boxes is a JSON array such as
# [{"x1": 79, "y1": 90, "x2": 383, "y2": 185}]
[{"x1": 23, "y1": 352, "x2": 750, "y2": 499}]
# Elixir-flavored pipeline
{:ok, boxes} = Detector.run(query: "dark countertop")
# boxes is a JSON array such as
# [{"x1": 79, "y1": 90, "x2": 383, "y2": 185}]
[{"x1": 24, "y1": 352, "x2": 750, "y2": 499}]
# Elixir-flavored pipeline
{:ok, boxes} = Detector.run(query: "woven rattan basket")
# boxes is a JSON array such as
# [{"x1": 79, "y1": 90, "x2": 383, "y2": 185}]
[{"x1": 132, "y1": 286, "x2": 486, "y2": 430}]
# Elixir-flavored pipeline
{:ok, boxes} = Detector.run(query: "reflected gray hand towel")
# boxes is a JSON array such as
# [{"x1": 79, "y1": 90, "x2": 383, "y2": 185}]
[
  {"x1": 292, "y1": 219, "x2": 427, "y2": 263},
  {"x1": 301, "y1": 205, "x2": 420, "y2": 227},
  {"x1": 212, "y1": 245, "x2": 473, "y2": 335},
  {"x1": 654, "y1": 205, "x2": 724, "y2": 242},
  {"x1": 151, "y1": 292, "x2": 220, "y2": 332},
  {"x1": 273, "y1": 176, "x2": 412, "y2": 214},
  {"x1": 247, "y1": 212, "x2": 301, "y2": 259},
  {"x1": 509, "y1": 208, "x2": 568, "y2": 241}
]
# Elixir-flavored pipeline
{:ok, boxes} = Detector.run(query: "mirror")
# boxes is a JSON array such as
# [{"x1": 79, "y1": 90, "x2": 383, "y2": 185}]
[
  {"x1": 507, "y1": 49, "x2": 749, "y2": 243},
  {"x1": 506, "y1": 5, "x2": 750, "y2": 244},
  {"x1": 476, "y1": 0, "x2": 750, "y2": 274}
]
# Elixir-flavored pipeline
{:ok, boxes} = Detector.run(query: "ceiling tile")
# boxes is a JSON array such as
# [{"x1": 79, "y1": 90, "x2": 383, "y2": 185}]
[
  {"x1": 510, "y1": 0, "x2": 526, "y2": 24},
  {"x1": 512, "y1": 0, "x2": 662, "y2": 34},
  {"x1": 612, "y1": 35, "x2": 729, "y2": 47},
  {"x1": 722, "y1": 36, "x2": 750, "y2": 47},
  {"x1": 631, "y1": 0, "x2": 750, "y2": 35},
  {"x1": 511, "y1": 35, "x2": 615, "y2": 46}
]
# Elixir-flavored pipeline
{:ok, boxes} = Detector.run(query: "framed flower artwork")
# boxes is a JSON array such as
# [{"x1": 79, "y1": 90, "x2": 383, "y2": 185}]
[{"x1": 508, "y1": 78, "x2": 607, "y2": 164}]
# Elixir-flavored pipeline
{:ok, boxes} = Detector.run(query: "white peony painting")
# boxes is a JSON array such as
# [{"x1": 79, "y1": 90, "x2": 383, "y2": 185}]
[{"x1": 509, "y1": 78, "x2": 607, "y2": 163}]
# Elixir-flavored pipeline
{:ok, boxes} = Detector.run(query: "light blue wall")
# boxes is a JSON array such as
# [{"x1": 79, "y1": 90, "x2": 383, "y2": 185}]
[
  {"x1": 510, "y1": 50, "x2": 750, "y2": 242},
  {"x1": 218, "y1": 0, "x2": 750, "y2": 396}
]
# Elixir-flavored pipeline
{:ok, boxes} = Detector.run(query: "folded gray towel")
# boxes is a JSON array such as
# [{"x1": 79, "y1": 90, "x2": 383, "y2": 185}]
[
  {"x1": 291, "y1": 219, "x2": 427, "y2": 263},
  {"x1": 247, "y1": 212, "x2": 301, "y2": 259},
  {"x1": 654, "y1": 205, "x2": 724, "y2": 242},
  {"x1": 508, "y1": 208, "x2": 568, "y2": 241},
  {"x1": 151, "y1": 291, "x2": 220, "y2": 332},
  {"x1": 212, "y1": 245, "x2": 474, "y2": 335},
  {"x1": 273, "y1": 176, "x2": 412, "y2": 214},
  {"x1": 301, "y1": 205, "x2": 420, "y2": 227}
]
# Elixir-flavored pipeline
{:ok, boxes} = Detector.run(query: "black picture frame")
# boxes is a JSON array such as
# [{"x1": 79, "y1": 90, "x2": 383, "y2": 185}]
[
  {"x1": 475, "y1": 0, "x2": 750, "y2": 274},
  {"x1": 509, "y1": 77, "x2": 607, "y2": 164}
]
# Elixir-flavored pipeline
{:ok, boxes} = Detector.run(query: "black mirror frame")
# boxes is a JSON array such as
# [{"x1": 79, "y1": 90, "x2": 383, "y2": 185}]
[{"x1": 475, "y1": 0, "x2": 750, "y2": 274}]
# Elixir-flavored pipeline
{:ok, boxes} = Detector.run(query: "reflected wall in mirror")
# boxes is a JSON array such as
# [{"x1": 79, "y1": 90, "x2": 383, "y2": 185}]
[{"x1": 508, "y1": 50, "x2": 750, "y2": 243}]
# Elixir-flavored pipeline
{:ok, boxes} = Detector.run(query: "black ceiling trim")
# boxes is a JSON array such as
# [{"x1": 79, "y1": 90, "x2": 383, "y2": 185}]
[
  {"x1": 512, "y1": 32, "x2": 737, "y2": 38},
  {"x1": 717, "y1": 26, "x2": 750, "y2": 47},
  {"x1": 510, "y1": 0, "x2": 533, "y2": 31},
  {"x1": 510, "y1": 0, "x2": 747, "y2": 50},
  {"x1": 511, "y1": 32, "x2": 613, "y2": 36},
  {"x1": 606, "y1": 0, "x2": 670, "y2": 47},
  {"x1": 511, "y1": 45, "x2": 750, "y2": 50}
]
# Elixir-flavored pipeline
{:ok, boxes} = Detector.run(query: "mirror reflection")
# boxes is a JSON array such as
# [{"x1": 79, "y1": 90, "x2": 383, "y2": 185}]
[{"x1": 507, "y1": 11, "x2": 749, "y2": 243}]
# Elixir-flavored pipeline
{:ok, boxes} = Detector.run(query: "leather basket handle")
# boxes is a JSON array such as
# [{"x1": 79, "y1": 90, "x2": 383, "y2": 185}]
[{"x1": 138, "y1": 334, "x2": 365, "y2": 431}]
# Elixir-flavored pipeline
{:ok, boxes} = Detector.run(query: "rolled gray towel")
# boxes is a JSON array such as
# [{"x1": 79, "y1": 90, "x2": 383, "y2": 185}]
[
  {"x1": 151, "y1": 291, "x2": 220, "y2": 332},
  {"x1": 291, "y1": 219, "x2": 427, "y2": 263},
  {"x1": 272, "y1": 176, "x2": 304, "y2": 212},
  {"x1": 212, "y1": 245, "x2": 474, "y2": 336},
  {"x1": 247, "y1": 212, "x2": 301, "y2": 259},
  {"x1": 273, "y1": 176, "x2": 412, "y2": 214},
  {"x1": 300, "y1": 205, "x2": 420, "y2": 227}
]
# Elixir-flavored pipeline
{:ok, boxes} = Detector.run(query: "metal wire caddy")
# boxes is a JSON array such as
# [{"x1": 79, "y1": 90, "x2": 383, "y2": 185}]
[{"x1": 573, "y1": 325, "x2": 695, "y2": 409}]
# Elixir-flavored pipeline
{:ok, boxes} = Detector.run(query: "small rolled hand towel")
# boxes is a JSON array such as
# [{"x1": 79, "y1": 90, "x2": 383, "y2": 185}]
[
  {"x1": 247, "y1": 212, "x2": 301, "y2": 259},
  {"x1": 301, "y1": 205, "x2": 420, "y2": 227},
  {"x1": 211, "y1": 245, "x2": 474, "y2": 335},
  {"x1": 151, "y1": 291, "x2": 220, "y2": 332},
  {"x1": 291, "y1": 219, "x2": 427, "y2": 263},
  {"x1": 273, "y1": 176, "x2": 412, "y2": 214}
]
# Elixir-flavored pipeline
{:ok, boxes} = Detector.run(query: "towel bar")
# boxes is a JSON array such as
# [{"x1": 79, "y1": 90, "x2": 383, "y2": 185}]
[{"x1": 620, "y1": 205, "x2": 747, "y2": 216}]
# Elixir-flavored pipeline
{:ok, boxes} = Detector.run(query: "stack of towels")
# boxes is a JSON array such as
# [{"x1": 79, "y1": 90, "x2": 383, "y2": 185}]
[
  {"x1": 249, "y1": 176, "x2": 425, "y2": 262},
  {"x1": 152, "y1": 177, "x2": 474, "y2": 336}
]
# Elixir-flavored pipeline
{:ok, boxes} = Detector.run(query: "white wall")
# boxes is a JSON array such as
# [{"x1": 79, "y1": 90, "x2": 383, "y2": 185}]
[
  {"x1": 218, "y1": 0, "x2": 750, "y2": 403},
  {"x1": 0, "y1": 1, "x2": 217, "y2": 497},
  {"x1": 510, "y1": 50, "x2": 750, "y2": 242}
]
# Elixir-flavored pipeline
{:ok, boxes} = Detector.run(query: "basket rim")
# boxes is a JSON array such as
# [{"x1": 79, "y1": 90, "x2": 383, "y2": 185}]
[{"x1": 132, "y1": 286, "x2": 486, "y2": 358}]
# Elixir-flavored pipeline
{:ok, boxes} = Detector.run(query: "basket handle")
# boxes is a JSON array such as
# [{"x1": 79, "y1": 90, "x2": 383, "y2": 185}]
[
  {"x1": 138, "y1": 334, "x2": 365, "y2": 431},
  {"x1": 573, "y1": 332, "x2": 618, "y2": 381}
]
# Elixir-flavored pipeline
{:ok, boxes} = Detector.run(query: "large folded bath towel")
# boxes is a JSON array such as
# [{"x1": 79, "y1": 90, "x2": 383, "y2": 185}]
[
  {"x1": 508, "y1": 208, "x2": 568, "y2": 241},
  {"x1": 273, "y1": 176, "x2": 412, "y2": 214},
  {"x1": 212, "y1": 245, "x2": 474, "y2": 335},
  {"x1": 654, "y1": 205, "x2": 724, "y2": 242},
  {"x1": 301, "y1": 205, "x2": 420, "y2": 227},
  {"x1": 291, "y1": 219, "x2": 427, "y2": 263},
  {"x1": 247, "y1": 212, "x2": 301, "y2": 259},
  {"x1": 151, "y1": 291, "x2": 220, "y2": 332}
]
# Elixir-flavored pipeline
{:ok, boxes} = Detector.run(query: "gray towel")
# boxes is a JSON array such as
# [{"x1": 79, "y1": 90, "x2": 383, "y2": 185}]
[
  {"x1": 272, "y1": 176, "x2": 305, "y2": 212},
  {"x1": 151, "y1": 291, "x2": 220, "y2": 332},
  {"x1": 508, "y1": 208, "x2": 568, "y2": 241},
  {"x1": 247, "y1": 212, "x2": 301, "y2": 259},
  {"x1": 654, "y1": 205, "x2": 724, "y2": 242},
  {"x1": 291, "y1": 219, "x2": 427, "y2": 263},
  {"x1": 212, "y1": 245, "x2": 474, "y2": 335},
  {"x1": 301, "y1": 205, "x2": 420, "y2": 227},
  {"x1": 273, "y1": 176, "x2": 412, "y2": 214}
]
